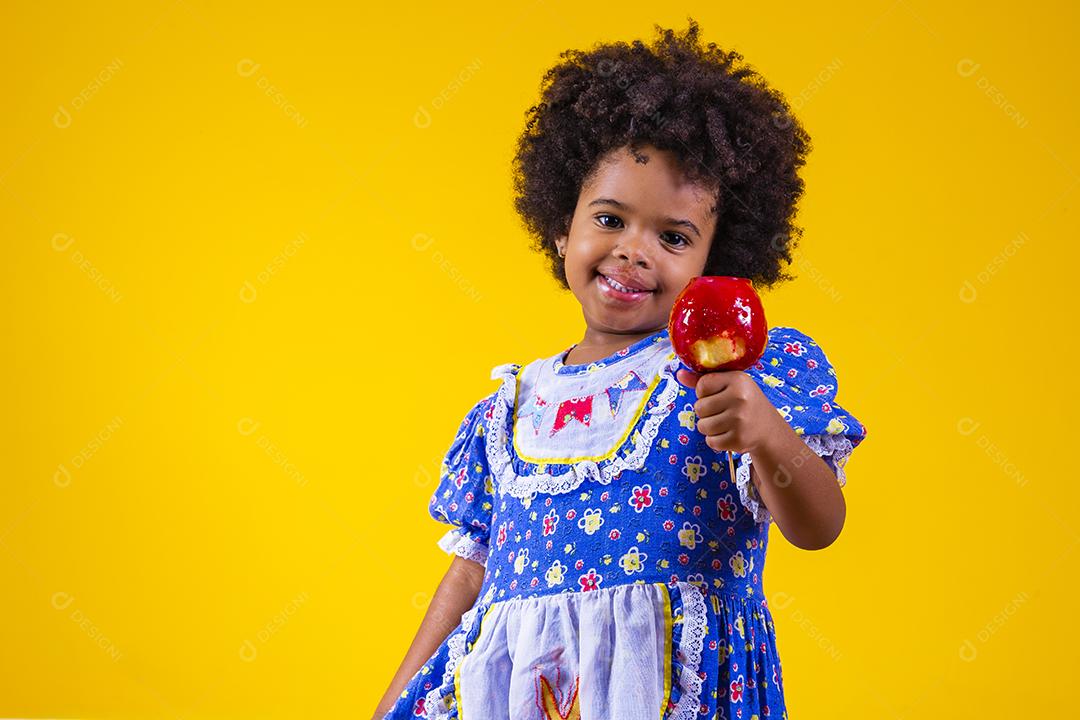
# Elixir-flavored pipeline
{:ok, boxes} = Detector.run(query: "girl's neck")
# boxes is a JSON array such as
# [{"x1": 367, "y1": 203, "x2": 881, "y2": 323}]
[{"x1": 563, "y1": 327, "x2": 664, "y2": 366}]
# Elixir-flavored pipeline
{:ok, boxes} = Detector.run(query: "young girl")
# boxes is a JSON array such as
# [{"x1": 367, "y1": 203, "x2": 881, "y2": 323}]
[{"x1": 375, "y1": 19, "x2": 867, "y2": 720}]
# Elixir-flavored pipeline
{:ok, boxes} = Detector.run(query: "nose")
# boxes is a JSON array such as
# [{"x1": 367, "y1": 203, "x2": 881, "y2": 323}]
[{"x1": 613, "y1": 229, "x2": 652, "y2": 268}]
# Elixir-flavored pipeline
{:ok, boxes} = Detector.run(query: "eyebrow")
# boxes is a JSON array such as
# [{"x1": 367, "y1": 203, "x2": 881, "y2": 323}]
[{"x1": 587, "y1": 197, "x2": 702, "y2": 239}]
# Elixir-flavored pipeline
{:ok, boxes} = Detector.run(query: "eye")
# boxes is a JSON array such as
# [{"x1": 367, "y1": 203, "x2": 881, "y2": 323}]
[
  {"x1": 595, "y1": 213, "x2": 623, "y2": 229},
  {"x1": 661, "y1": 232, "x2": 690, "y2": 247}
]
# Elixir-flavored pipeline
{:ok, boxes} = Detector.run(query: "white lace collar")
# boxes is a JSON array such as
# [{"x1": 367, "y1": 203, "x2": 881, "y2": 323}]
[{"x1": 485, "y1": 331, "x2": 682, "y2": 499}]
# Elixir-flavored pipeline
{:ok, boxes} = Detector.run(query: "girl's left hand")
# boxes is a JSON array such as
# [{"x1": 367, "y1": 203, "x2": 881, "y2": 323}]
[{"x1": 675, "y1": 368, "x2": 786, "y2": 454}]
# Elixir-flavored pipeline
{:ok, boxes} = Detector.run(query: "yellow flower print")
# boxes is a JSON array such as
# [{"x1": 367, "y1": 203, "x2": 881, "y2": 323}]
[
  {"x1": 776, "y1": 405, "x2": 792, "y2": 422},
  {"x1": 618, "y1": 546, "x2": 648, "y2": 575},
  {"x1": 734, "y1": 613, "x2": 746, "y2": 639},
  {"x1": 826, "y1": 417, "x2": 849, "y2": 435},
  {"x1": 729, "y1": 550, "x2": 753, "y2": 578},
  {"x1": 678, "y1": 522, "x2": 704, "y2": 550},
  {"x1": 577, "y1": 508, "x2": 605, "y2": 535},
  {"x1": 545, "y1": 560, "x2": 566, "y2": 587},
  {"x1": 677, "y1": 403, "x2": 697, "y2": 430},
  {"x1": 682, "y1": 455, "x2": 708, "y2": 484},
  {"x1": 762, "y1": 373, "x2": 784, "y2": 389},
  {"x1": 514, "y1": 548, "x2": 530, "y2": 574}
]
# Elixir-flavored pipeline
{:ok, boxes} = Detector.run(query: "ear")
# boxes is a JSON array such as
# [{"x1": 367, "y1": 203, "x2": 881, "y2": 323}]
[{"x1": 555, "y1": 234, "x2": 567, "y2": 258}]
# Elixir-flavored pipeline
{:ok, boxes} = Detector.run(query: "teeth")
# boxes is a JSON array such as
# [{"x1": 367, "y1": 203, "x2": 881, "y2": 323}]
[{"x1": 603, "y1": 275, "x2": 647, "y2": 294}]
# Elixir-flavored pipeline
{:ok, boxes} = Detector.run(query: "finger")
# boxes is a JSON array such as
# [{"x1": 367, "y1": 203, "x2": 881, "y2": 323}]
[
  {"x1": 676, "y1": 368, "x2": 701, "y2": 389},
  {"x1": 697, "y1": 370, "x2": 732, "y2": 397},
  {"x1": 705, "y1": 429, "x2": 737, "y2": 453},
  {"x1": 694, "y1": 395, "x2": 730, "y2": 422},
  {"x1": 696, "y1": 413, "x2": 729, "y2": 437}
]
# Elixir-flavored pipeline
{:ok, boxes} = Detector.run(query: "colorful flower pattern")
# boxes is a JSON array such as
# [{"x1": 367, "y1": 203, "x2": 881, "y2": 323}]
[{"x1": 384, "y1": 326, "x2": 868, "y2": 720}]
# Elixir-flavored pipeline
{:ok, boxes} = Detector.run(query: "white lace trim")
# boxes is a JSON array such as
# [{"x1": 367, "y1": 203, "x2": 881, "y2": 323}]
[
  {"x1": 733, "y1": 451, "x2": 771, "y2": 526},
  {"x1": 801, "y1": 432, "x2": 855, "y2": 488},
  {"x1": 436, "y1": 527, "x2": 489, "y2": 566},
  {"x1": 487, "y1": 357, "x2": 682, "y2": 499},
  {"x1": 733, "y1": 432, "x2": 858, "y2": 525},
  {"x1": 668, "y1": 582, "x2": 708, "y2": 720},
  {"x1": 422, "y1": 584, "x2": 495, "y2": 719}
]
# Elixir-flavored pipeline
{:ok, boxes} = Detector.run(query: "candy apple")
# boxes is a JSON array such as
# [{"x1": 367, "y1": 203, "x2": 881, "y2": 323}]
[{"x1": 668, "y1": 276, "x2": 768, "y2": 373}]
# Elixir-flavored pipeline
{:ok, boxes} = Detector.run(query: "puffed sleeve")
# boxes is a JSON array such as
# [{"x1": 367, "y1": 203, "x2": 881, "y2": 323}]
[
  {"x1": 428, "y1": 392, "x2": 499, "y2": 566},
  {"x1": 735, "y1": 325, "x2": 870, "y2": 524}
]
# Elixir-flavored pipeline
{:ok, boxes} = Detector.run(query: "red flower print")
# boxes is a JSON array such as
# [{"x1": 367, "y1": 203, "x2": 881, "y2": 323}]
[
  {"x1": 566, "y1": 509, "x2": 577, "y2": 520},
  {"x1": 730, "y1": 675, "x2": 745, "y2": 702},
  {"x1": 629, "y1": 484, "x2": 653, "y2": 512},
  {"x1": 787, "y1": 368, "x2": 797, "y2": 378},
  {"x1": 718, "y1": 495, "x2": 737, "y2": 521},
  {"x1": 678, "y1": 554, "x2": 689, "y2": 565},
  {"x1": 525, "y1": 529, "x2": 532, "y2": 540},
  {"x1": 663, "y1": 519, "x2": 675, "y2": 531},
  {"x1": 807, "y1": 358, "x2": 818, "y2": 369},
  {"x1": 712, "y1": 559, "x2": 722, "y2": 570},
  {"x1": 496, "y1": 523, "x2": 507, "y2": 550},
  {"x1": 822, "y1": 402, "x2": 832, "y2": 413},
  {"x1": 543, "y1": 509, "x2": 559, "y2": 536},
  {"x1": 678, "y1": 434, "x2": 689, "y2": 445},
  {"x1": 659, "y1": 486, "x2": 668, "y2": 497},
  {"x1": 510, "y1": 579, "x2": 517, "y2": 590},
  {"x1": 692, "y1": 506, "x2": 701, "y2": 516},
  {"x1": 464, "y1": 491, "x2": 474, "y2": 502},
  {"x1": 783, "y1": 340, "x2": 806, "y2": 356},
  {"x1": 809, "y1": 383, "x2": 833, "y2": 398},
  {"x1": 578, "y1": 568, "x2": 602, "y2": 591},
  {"x1": 609, "y1": 529, "x2": 620, "y2": 540},
  {"x1": 575, "y1": 559, "x2": 584, "y2": 570},
  {"x1": 600, "y1": 491, "x2": 610, "y2": 502}
]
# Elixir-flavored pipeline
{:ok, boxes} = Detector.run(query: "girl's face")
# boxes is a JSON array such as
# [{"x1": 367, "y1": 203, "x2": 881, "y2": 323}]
[{"x1": 555, "y1": 144, "x2": 718, "y2": 341}]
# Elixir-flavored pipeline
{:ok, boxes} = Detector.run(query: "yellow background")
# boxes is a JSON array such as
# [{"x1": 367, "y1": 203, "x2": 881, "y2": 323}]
[{"x1": 2, "y1": 1, "x2": 1077, "y2": 717}]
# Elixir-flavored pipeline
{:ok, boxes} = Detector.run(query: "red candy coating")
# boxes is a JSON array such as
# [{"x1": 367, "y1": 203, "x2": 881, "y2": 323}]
[{"x1": 667, "y1": 276, "x2": 768, "y2": 373}]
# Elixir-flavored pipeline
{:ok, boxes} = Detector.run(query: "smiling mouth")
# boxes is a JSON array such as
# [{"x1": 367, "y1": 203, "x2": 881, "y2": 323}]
[{"x1": 597, "y1": 273, "x2": 654, "y2": 301}]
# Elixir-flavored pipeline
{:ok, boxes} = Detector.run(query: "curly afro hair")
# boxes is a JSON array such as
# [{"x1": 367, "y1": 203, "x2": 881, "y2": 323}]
[{"x1": 512, "y1": 17, "x2": 812, "y2": 292}]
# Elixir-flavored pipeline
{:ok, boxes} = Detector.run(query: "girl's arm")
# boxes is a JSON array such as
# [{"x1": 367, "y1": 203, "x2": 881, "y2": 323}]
[{"x1": 372, "y1": 555, "x2": 486, "y2": 718}]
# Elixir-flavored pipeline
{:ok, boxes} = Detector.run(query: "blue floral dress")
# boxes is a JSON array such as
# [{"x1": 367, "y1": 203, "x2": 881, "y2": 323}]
[{"x1": 382, "y1": 326, "x2": 867, "y2": 720}]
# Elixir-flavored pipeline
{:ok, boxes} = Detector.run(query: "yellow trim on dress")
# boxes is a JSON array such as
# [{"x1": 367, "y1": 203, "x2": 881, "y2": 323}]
[
  {"x1": 658, "y1": 582, "x2": 674, "y2": 718},
  {"x1": 453, "y1": 604, "x2": 495, "y2": 720},
  {"x1": 511, "y1": 352, "x2": 676, "y2": 464}
]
